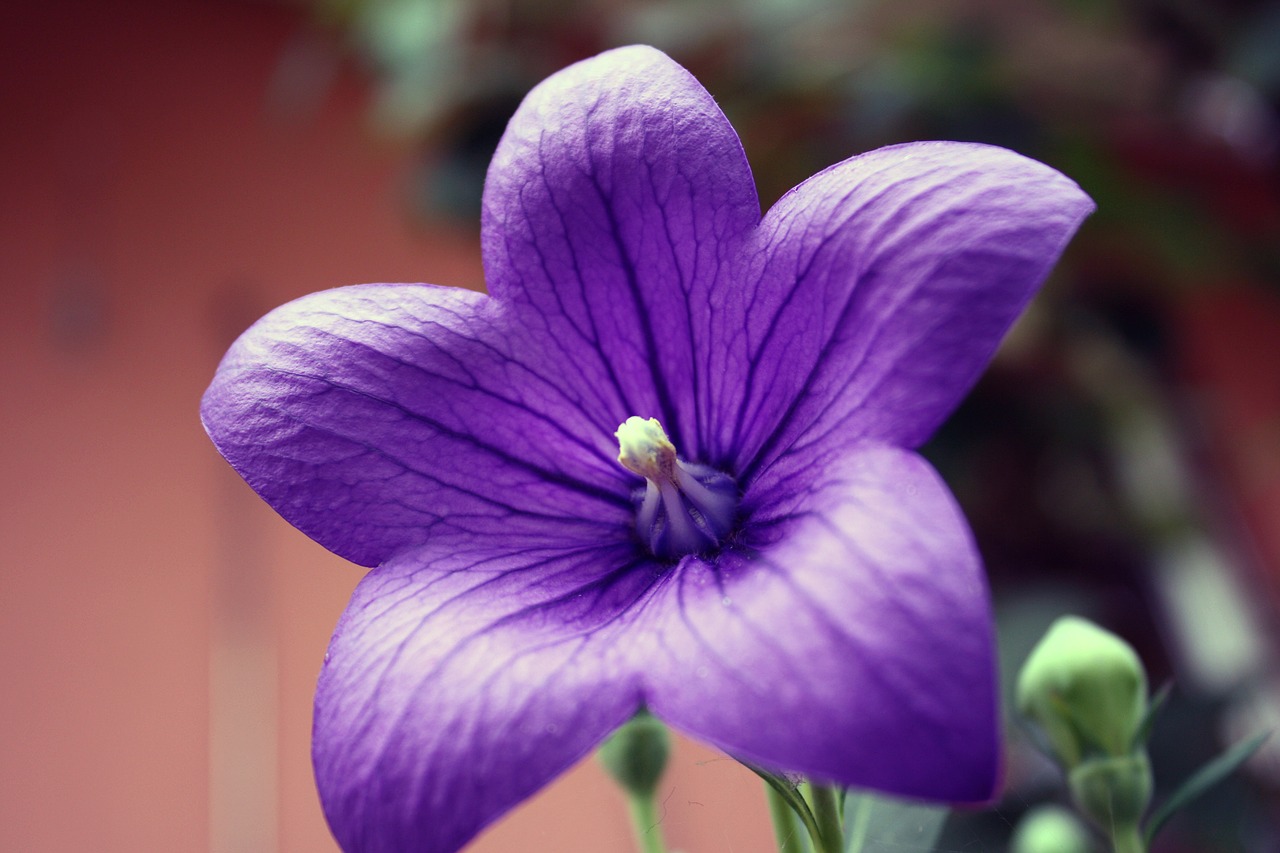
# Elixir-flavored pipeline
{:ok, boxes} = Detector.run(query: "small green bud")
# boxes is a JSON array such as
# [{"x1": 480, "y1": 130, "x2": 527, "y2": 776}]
[
  {"x1": 1068, "y1": 753, "x2": 1153, "y2": 832},
  {"x1": 598, "y1": 710, "x2": 670, "y2": 798},
  {"x1": 1010, "y1": 805, "x2": 1093, "y2": 853},
  {"x1": 1016, "y1": 616, "x2": 1148, "y2": 768}
]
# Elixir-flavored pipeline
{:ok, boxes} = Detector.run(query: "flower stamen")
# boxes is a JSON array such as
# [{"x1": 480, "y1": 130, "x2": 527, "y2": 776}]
[{"x1": 615, "y1": 416, "x2": 737, "y2": 559}]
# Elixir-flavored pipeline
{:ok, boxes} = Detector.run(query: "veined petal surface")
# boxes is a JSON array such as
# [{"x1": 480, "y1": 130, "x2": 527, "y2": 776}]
[
  {"x1": 635, "y1": 444, "x2": 999, "y2": 802},
  {"x1": 314, "y1": 536, "x2": 651, "y2": 852},
  {"x1": 313, "y1": 443, "x2": 1001, "y2": 851},
  {"x1": 482, "y1": 45, "x2": 760, "y2": 462},
  {"x1": 721, "y1": 142, "x2": 1094, "y2": 491},
  {"x1": 200, "y1": 42, "x2": 1097, "y2": 853},
  {"x1": 201, "y1": 283, "x2": 632, "y2": 567}
]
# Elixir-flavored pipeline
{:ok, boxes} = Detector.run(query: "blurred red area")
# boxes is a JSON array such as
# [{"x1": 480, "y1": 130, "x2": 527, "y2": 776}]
[{"x1": 0, "y1": 0, "x2": 774, "y2": 850}]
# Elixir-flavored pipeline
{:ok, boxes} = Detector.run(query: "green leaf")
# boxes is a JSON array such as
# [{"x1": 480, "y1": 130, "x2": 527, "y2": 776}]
[
  {"x1": 766, "y1": 781, "x2": 814, "y2": 853},
  {"x1": 842, "y1": 790, "x2": 949, "y2": 853},
  {"x1": 745, "y1": 763, "x2": 821, "y2": 852},
  {"x1": 1131, "y1": 681, "x2": 1173, "y2": 749},
  {"x1": 1144, "y1": 730, "x2": 1270, "y2": 845}
]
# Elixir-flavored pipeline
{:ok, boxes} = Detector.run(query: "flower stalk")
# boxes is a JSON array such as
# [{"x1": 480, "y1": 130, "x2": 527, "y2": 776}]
[
  {"x1": 765, "y1": 784, "x2": 806, "y2": 852},
  {"x1": 755, "y1": 769, "x2": 826, "y2": 852},
  {"x1": 625, "y1": 792, "x2": 668, "y2": 853},
  {"x1": 805, "y1": 783, "x2": 845, "y2": 853},
  {"x1": 599, "y1": 712, "x2": 672, "y2": 853},
  {"x1": 1109, "y1": 824, "x2": 1146, "y2": 853},
  {"x1": 760, "y1": 773, "x2": 845, "y2": 853}
]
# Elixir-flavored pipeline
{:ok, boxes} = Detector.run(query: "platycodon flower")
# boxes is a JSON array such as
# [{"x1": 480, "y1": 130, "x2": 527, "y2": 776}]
[{"x1": 202, "y1": 46, "x2": 1094, "y2": 853}]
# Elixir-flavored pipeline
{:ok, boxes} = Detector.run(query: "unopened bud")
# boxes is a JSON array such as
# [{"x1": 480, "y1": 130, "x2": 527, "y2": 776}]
[
  {"x1": 598, "y1": 710, "x2": 670, "y2": 798},
  {"x1": 1016, "y1": 616, "x2": 1148, "y2": 768},
  {"x1": 1010, "y1": 805, "x2": 1092, "y2": 853},
  {"x1": 1069, "y1": 753, "x2": 1153, "y2": 832}
]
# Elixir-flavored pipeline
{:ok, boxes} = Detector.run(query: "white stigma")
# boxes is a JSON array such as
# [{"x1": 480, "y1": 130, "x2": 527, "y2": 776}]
[
  {"x1": 616, "y1": 416, "x2": 677, "y2": 480},
  {"x1": 614, "y1": 416, "x2": 737, "y2": 560}
]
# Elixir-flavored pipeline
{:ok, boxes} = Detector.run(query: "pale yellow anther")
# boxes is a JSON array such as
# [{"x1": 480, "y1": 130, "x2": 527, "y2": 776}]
[
  {"x1": 614, "y1": 414, "x2": 739, "y2": 558},
  {"x1": 615, "y1": 416, "x2": 677, "y2": 482}
]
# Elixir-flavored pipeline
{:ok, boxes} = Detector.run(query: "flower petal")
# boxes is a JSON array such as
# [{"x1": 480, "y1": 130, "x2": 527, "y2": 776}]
[
  {"x1": 200, "y1": 283, "x2": 632, "y2": 567},
  {"x1": 314, "y1": 537, "x2": 651, "y2": 853},
  {"x1": 721, "y1": 142, "x2": 1093, "y2": 488},
  {"x1": 481, "y1": 45, "x2": 761, "y2": 462},
  {"x1": 635, "y1": 443, "x2": 1000, "y2": 802}
]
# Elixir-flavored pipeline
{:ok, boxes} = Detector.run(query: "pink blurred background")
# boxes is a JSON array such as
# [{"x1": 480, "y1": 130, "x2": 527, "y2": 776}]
[{"x1": 0, "y1": 0, "x2": 777, "y2": 849}]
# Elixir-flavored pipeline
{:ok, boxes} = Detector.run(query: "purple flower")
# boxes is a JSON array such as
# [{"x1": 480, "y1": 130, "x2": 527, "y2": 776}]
[{"x1": 202, "y1": 46, "x2": 1092, "y2": 853}]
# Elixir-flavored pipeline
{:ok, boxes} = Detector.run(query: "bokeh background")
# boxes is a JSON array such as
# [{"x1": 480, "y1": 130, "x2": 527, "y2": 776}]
[{"x1": 3, "y1": 0, "x2": 1280, "y2": 850}]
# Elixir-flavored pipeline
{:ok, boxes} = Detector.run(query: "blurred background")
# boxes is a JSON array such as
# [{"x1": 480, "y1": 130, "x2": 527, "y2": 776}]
[{"x1": 3, "y1": 0, "x2": 1279, "y2": 850}]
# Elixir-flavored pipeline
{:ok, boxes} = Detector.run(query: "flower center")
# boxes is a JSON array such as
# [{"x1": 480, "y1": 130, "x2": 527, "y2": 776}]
[{"x1": 615, "y1": 416, "x2": 737, "y2": 559}]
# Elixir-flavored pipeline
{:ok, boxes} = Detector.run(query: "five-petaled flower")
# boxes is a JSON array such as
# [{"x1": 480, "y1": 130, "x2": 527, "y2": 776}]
[{"x1": 202, "y1": 46, "x2": 1093, "y2": 853}]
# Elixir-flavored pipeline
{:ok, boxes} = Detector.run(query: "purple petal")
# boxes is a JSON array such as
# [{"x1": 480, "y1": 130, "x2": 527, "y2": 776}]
[
  {"x1": 200, "y1": 283, "x2": 632, "y2": 567},
  {"x1": 314, "y1": 536, "x2": 650, "y2": 853},
  {"x1": 719, "y1": 142, "x2": 1093, "y2": 489},
  {"x1": 199, "y1": 47, "x2": 1093, "y2": 848},
  {"x1": 481, "y1": 45, "x2": 760, "y2": 462},
  {"x1": 634, "y1": 444, "x2": 1000, "y2": 802}
]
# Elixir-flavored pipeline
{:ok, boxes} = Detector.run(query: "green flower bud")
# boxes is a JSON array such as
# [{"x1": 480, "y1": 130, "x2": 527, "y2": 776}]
[
  {"x1": 1016, "y1": 616, "x2": 1148, "y2": 768},
  {"x1": 1068, "y1": 753, "x2": 1153, "y2": 832},
  {"x1": 598, "y1": 710, "x2": 670, "y2": 798},
  {"x1": 1010, "y1": 805, "x2": 1093, "y2": 853}
]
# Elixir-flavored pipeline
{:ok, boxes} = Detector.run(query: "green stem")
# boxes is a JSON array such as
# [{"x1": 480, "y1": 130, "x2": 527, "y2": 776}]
[
  {"x1": 1110, "y1": 823, "x2": 1145, "y2": 853},
  {"x1": 807, "y1": 784, "x2": 845, "y2": 853},
  {"x1": 766, "y1": 782, "x2": 806, "y2": 852},
  {"x1": 762, "y1": 774, "x2": 824, "y2": 848},
  {"x1": 626, "y1": 792, "x2": 667, "y2": 853}
]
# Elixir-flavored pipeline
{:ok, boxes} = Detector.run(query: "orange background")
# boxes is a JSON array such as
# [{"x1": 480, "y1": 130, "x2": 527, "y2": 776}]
[{"x1": 0, "y1": 0, "x2": 774, "y2": 850}]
